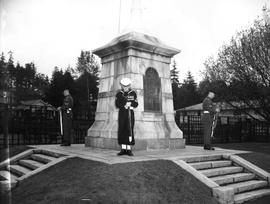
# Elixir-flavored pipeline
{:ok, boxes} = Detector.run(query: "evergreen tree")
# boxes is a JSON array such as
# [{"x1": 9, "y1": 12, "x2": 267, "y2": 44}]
[
  {"x1": 0, "y1": 53, "x2": 10, "y2": 92},
  {"x1": 177, "y1": 71, "x2": 200, "y2": 108},
  {"x1": 183, "y1": 71, "x2": 197, "y2": 93},
  {"x1": 76, "y1": 50, "x2": 100, "y2": 77},
  {"x1": 45, "y1": 67, "x2": 76, "y2": 107},
  {"x1": 170, "y1": 59, "x2": 180, "y2": 85},
  {"x1": 75, "y1": 50, "x2": 99, "y2": 103},
  {"x1": 170, "y1": 59, "x2": 180, "y2": 109}
]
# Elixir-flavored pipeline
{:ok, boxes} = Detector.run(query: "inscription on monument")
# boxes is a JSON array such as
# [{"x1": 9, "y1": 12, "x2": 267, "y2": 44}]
[{"x1": 144, "y1": 68, "x2": 161, "y2": 112}]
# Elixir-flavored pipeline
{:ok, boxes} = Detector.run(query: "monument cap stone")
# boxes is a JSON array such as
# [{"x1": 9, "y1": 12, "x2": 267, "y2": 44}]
[{"x1": 93, "y1": 31, "x2": 181, "y2": 58}]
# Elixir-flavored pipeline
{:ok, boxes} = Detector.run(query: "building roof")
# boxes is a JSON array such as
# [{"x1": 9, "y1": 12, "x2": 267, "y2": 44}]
[
  {"x1": 16, "y1": 99, "x2": 56, "y2": 110},
  {"x1": 180, "y1": 103, "x2": 203, "y2": 111},
  {"x1": 178, "y1": 101, "x2": 257, "y2": 112}
]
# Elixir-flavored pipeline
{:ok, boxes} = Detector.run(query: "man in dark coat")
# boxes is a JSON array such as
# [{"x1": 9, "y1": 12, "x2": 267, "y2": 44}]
[
  {"x1": 58, "y1": 89, "x2": 74, "y2": 146},
  {"x1": 202, "y1": 91, "x2": 220, "y2": 150},
  {"x1": 115, "y1": 78, "x2": 138, "y2": 156}
]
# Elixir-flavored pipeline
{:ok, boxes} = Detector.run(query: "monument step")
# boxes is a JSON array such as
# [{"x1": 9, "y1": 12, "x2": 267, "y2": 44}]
[
  {"x1": 184, "y1": 155, "x2": 223, "y2": 163},
  {"x1": 30, "y1": 153, "x2": 56, "y2": 164},
  {"x1": 226, "y1": 180, "x2": 268, "y2": 194},
  {"x1": 211, "y1": 172, "x2": 256, "y2": 185},
  {"x1": 33, "y1": 149, "x2": 63, "y2": 158},
  {"x1": 199, "y1": 166, "x2": 243, "y2": 177},
  {"x1": 0, "y1": 170, "x2": 18, "y2": 183},
  {"x1": 19, "y1": 159, "x2": 44, "y2": 170},
  {"x1": 190, "y1": 160, "x2": 232, "y2": 170},
  {"x1": 8, "y1": 164, "x2": 32, "y2": 177},
  {"x1": 234, "y1": 188, "x2": 270, "y2": 204}
]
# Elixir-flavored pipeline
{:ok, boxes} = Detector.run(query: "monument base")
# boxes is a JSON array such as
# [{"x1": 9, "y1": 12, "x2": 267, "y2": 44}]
[{"x1": 85, "y1": 136, "x2": 185, "y2": 151}]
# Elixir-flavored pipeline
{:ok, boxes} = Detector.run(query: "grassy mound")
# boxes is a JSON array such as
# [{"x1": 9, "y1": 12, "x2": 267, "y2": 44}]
[{"x1": 9, "y1": 158, "x2": 217, "y2": 204}]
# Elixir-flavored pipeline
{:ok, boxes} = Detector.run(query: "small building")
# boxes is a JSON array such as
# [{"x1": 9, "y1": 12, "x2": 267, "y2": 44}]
[
  {"x1": 14, "y1": 99, "x2": 56, "y2": 119},
  {"x1": 177, "y1": 101, "x2": 264, "y2": 121}
]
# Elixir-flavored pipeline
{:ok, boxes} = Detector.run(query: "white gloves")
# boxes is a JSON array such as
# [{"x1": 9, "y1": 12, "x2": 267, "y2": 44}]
[{"x1": 125, "y1": 102, "x2": 132, "y2": 109}]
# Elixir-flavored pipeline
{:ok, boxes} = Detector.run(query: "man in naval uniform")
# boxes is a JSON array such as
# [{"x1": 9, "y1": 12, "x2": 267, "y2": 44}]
[
  {"x1": 202, "y1": 91, "x2": 220, "y2": 150},
  {"x1": 115, "y1": 78, "x2": 138, "y2": 156},
  {"x1": 58, "y1": 89, "x2": 74, "y2": 146}
]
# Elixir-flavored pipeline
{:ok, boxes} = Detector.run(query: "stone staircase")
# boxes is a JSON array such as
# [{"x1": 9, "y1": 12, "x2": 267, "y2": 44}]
[
  {"x1": 183, "y1": 155, "x2": 270, "y2": 204},
  {"x1": 0, "y1": 149, "x2": 67, "y2": 191}
]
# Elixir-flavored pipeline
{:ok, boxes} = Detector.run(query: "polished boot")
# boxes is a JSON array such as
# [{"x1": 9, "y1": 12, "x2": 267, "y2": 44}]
[
  {"x1": 126, "y1": 150, "x2": 134, "y2": 156},
  {"x1": 117, "y1": 149, "x2": 126, "y2": 156}
]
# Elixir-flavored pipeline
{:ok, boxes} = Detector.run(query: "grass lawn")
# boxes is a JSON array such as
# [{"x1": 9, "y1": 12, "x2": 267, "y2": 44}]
[
  {"x1": 7, "y1": 158, "x2": 217, "y2": 204},
  {"x1": 0, "y1": 145, "x2": 32, "y2": 163}
]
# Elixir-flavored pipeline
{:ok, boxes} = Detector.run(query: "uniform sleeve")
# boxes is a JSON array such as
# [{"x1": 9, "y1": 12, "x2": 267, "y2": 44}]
[
  {"x1": 131, "y1": 91, "x2": 138, "y2": 108},
  {"x1": 61, "y1": 98, "x2": 67, "y2": 110},
  {"x1": 69, "y1": 96, "x2": 74, "y2": 108},
  {"x1": 115, "y1": 92, "x2": 127, "y2": 108},
  {"x1": 202, "y1": 98, "x2": 216, "y2": 115}
]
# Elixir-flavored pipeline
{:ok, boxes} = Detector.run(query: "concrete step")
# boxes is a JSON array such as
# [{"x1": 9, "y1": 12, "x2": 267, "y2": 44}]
[
  {"x1": 211, "y1": 173, "x2": 256, "y2": 185},
  {"x1": 226, "y1": 180, "x2": 268, "y2": 194},
  {"x1": 19, "y1": 159, "x2": 44, "y2": 170},
  {"x1": 234, "y1": 188, "x2": 270, "y2": 204},
  {"x1": 185, "y1": 155, "x2": 223, "y2": 163},
  {"x1": 8, "y1": 165, "x2": 32, "y2": 177},
  {"x1": 190, "y1": 160, "x2": 232, "y2": 170},
  {"x1": 33, "y1": 149, "x2": 63, "y2": 158},
  {"x1": 200, "y1": 166, "x2": 243, "y2": 177},
  {"x1": 30, "y1": 154, "x2": 56, "y2": 164},
  {"x1": 0, "y1": 170, "x2": 18, "y2": 183}
]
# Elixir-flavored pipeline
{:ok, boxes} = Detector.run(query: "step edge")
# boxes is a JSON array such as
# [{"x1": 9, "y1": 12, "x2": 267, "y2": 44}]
[
  {"x1": 234, "y1": 189, "x2": 270, "y2": 203},
  {"x1": 18, "y1": 160, "x2": 43, "y2": 170},
  {"x1": 230, "y1": 155, "x2": 270, "y2": 182}
]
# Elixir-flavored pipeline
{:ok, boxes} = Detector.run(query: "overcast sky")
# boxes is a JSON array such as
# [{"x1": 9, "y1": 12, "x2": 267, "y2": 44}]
[{"x1": 1, "y1": 0, "x2": 269, "y2": 82}]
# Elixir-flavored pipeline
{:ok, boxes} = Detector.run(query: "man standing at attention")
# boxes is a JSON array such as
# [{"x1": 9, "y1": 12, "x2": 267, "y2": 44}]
[
  {"x1": 58, "y1": 89, "x2": 74, "y2": 146},
  {"x1": 115, "y1": 78, "x2": 138, "y2": 156},
  {"x1": 202, "y1": 91, "x2": 220, "y2": 150}
]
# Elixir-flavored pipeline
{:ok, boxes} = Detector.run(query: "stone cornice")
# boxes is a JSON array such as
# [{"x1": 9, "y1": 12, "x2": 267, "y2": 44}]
[{"x1": 93, "y1": 31, "x2": 180, "y2": 59}]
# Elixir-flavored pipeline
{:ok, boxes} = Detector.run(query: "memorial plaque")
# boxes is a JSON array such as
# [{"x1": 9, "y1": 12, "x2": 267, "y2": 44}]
[{"x1": 144, "y1": 68, "x2": 161, "y2": 112}]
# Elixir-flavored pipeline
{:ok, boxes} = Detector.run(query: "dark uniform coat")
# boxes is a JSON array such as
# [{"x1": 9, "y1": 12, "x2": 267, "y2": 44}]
[
  {"x1": 115, "y1": 90, "x2": 138, "y2": 145},
  {"x1": 202, "y1": 96, "x2": 217, "y2": 146},
  {"x1": 61, "y1": 95, "x2": 74, "y2": 145}
]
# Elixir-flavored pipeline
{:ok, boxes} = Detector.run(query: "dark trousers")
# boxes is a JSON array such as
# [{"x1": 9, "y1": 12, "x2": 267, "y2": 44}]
[
  {"x1": 62, "y1": 113, "x2": 72, "y2": 144},
  {"x1": 202, "y1": 113, "x2": 214, "y2": 146},
  {"x1": 118, "y1": 108, "x2": 135, "y2": 145}
]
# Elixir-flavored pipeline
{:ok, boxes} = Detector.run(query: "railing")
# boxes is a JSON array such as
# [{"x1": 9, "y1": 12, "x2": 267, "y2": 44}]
[
  {"x1": 176, "y1": 115, "x2": 270, "y2": 144},
  {"x1": 0, "y1": 107, "x2": 95, "y2": 146}
]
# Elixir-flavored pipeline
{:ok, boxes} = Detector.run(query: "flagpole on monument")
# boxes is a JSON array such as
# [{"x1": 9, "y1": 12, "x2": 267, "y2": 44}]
[{"x1": 118, "y1": 0, "x2": 122, "y2": 34}]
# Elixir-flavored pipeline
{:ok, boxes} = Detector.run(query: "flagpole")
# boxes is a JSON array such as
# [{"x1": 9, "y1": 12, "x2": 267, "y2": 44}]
[{"x1": 118, "y1": 0, "x2": 122, "y2": 34}]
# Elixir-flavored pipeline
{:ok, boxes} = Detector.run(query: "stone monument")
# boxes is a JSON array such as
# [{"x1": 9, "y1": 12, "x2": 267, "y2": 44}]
[
  {"x1": 85, "y1": 31, "x2": 185, "y2": 150},
  {"x1": 85, "y1": 0, "x2": 185, "y2": 150}
]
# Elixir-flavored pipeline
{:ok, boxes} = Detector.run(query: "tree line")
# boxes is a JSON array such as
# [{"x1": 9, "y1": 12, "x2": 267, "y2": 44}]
[
  {"x1": 0, "y1": 50, "x2": 99, "y2": 116},
  {"x1": 201, "y1": 6, "x2": 270, "y2": 121},
  {"x1": 171, "y1": 6, "x2": 270, "y2": 122},
  {"x1": 1, "y1": 6, "x2": 269, "y2": 121}
]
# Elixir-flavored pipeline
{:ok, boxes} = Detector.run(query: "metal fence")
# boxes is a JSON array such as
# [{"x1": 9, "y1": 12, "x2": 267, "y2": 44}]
[
  {"x1": 176, "y1": 115, "x2": 270, "y2": 144},
  {"x1": 0, "y1": 107, "x2": 95, "y2": 146},
  {"x1": 2, "y1": 108, "x2": 270, "y2": 146}
]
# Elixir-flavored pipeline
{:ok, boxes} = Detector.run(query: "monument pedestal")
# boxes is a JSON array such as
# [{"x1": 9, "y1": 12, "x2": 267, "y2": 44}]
[{"x1": 85, "y1": 31, "x2": 185, "y2": 150}]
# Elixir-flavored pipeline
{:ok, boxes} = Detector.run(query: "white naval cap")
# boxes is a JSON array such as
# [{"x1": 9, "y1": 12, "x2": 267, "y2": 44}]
[{"x1": 120, "y1": 78, "x2": 131, "y2": 86}]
